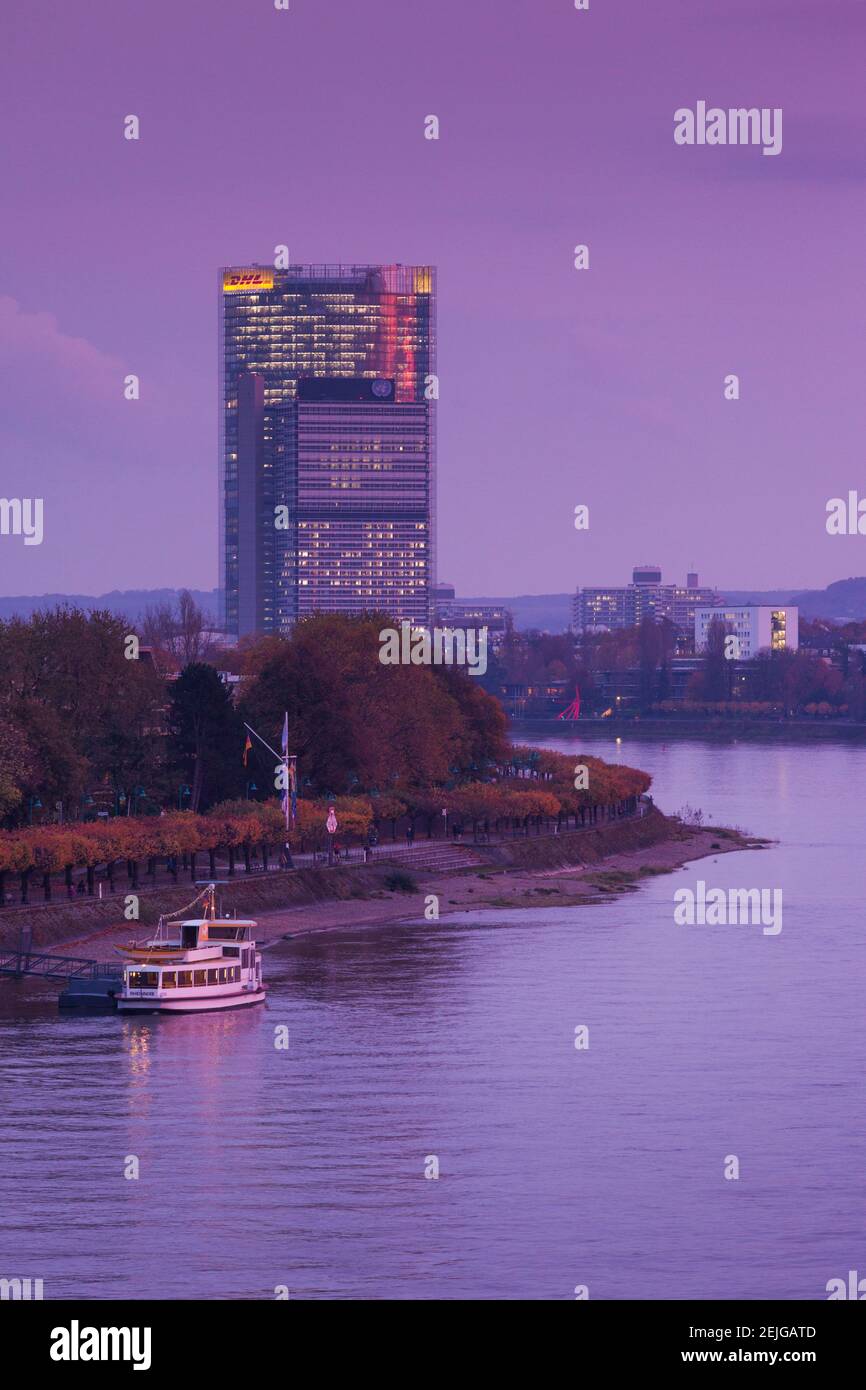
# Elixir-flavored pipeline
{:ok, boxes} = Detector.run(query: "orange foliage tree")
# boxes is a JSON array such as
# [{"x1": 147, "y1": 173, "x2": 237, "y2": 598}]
[{"x1": 0, "y1": 741, "x2": 650, "y2": 905}]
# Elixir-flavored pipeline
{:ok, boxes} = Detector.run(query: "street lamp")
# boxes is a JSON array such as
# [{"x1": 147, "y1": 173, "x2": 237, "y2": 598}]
[
  {"x1": 28, "y1": 796, "x2": 43, "y2": 825},
  {"x1": 246, "y1": 781, "x2": 258, "y2": 800},
  {"x1": 178, "y1": 784, "x2": 191, "y2": 810}
]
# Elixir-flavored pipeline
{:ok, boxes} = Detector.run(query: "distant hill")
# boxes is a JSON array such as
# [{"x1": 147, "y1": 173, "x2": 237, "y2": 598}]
[
  {"x1": 723, "y1": 580, "x2": 866, "y2": 621},
  {"x1": 0, "y1": 587, "x2": 574, "y2": 632},
  {"x1": 462, "y1": 593, "x2": 573, "y2": 632},
  {"x1": 0, "y1": 589, "x2": 220, "y2": 624},
  {"x1": 790, "y1": 578, "x2": 866, "y2": 621},
  {"x1": 721, "y1": 590, "x2": 803, "y2": 606},
  {"x1": 2, "y1": 578, "x2": 865, "y2": 630}
]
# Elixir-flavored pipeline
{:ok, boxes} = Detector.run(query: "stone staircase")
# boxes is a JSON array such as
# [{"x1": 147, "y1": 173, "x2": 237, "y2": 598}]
[{"x1": 373, "y1": 843, "x2": 485, "y2": 874}]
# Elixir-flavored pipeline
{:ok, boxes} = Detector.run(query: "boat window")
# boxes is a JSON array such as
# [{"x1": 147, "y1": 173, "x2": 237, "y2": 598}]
[
  {"x1": 128, "y1": 971, "x2": 159, "y2": 990},
  {"x1": 193, "y1": 970, "x2": 207, "y2": 986},
  {"x1": 207, "y1": 969, "x2": 219, "y2": 985},
  {"x1": 177, "y1": 971, "x2": 193, "y2": 988},
  {"x1": 162, "y1": 972, "x2": 177, "y2": 989}
]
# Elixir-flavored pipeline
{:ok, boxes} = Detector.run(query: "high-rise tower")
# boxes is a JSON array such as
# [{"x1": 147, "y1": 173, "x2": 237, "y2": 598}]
[{"x1": 219, "y1": 263, "x2": 436, "y2": 636}]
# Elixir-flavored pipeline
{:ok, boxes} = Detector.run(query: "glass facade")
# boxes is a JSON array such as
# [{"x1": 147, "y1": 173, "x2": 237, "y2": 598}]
[{"x1": 219, "y1": 264, "x2": 436, "y2": 635}]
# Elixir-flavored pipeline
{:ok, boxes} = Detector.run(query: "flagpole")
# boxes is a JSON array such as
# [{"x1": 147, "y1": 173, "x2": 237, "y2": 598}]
[
  {"x1": 283, "y1": 711, "x2": 289, "y2": 835},
  {"x1": 281, "y1": 711, "x2": 297, "y2": 834},
  {"x1": 243, "y1": 717, "x2": 296, "y2": 836}
]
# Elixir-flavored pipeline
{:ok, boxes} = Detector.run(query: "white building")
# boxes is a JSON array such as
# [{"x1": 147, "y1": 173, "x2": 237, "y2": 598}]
[{"x1": 694, "y1": 605, "x2": 798, "y2": 659}]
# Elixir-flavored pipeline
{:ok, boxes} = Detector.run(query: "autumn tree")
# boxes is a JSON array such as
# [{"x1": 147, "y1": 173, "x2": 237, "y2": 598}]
[
  {"x1": 0, "y1": 606, "x2": 165, "y2": 821},
  {"x1": 239, "y1": 613, "x2": 509, "y2": 795},
  {"x1": 0, "y1": 717, "x2": 34, "y2": 820}
]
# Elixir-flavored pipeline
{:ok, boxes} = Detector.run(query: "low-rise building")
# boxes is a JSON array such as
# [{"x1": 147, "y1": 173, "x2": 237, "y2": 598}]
[{"x1": 694, "y1": 605, "x2": 799, "y2": 658}]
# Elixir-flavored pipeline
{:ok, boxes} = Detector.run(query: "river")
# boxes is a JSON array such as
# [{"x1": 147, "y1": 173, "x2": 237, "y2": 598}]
[{"x1": 0, "y1": 732, "x2": 864, "y2": 1300}]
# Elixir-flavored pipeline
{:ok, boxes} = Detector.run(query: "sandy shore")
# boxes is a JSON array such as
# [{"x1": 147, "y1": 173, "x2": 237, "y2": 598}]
[
  {"x1": 58, "y1": 824, "x2": 765, "y2": 962},
  {"x1": 262, "y1": 824, "x2": 764, "y2": 944}
]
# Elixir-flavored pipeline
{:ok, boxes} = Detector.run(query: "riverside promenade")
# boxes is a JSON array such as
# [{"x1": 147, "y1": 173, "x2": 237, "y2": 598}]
[{"x1": 0, "y1": 796, "x2": 653, "y2": 915}]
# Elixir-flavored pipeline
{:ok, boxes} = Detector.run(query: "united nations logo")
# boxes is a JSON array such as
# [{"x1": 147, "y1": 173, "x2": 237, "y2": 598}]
[{"x1": 372, "y1": 379, "x2": 393, "y2": 398}]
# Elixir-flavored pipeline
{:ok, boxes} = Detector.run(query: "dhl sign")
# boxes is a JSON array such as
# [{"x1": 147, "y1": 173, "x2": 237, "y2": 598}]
[{"x1": 223, "y1": 269, "x2": 275, "y2": 293}]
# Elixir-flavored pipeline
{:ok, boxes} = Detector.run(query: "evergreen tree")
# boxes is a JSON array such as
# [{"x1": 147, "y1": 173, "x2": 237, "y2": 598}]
[{"x1": 169, "y1": 663, "x2": 245, "y2": 811}]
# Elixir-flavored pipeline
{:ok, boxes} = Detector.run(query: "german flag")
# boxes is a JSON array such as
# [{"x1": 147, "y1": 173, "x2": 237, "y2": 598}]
[{"x1": 243, "y1": 734, "x2": 253, "y2": 768}]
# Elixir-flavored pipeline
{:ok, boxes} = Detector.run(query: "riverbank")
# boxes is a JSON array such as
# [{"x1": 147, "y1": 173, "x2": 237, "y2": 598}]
[
  {"x1": 265, "y1": 819, "x2": 763, "y2": 941},
  {"x1": 1, "y1": 809, "x2": 766, "y2": 959},
  {"x1": 515, "y1": 717, "x2": 866, "y2": 742}
]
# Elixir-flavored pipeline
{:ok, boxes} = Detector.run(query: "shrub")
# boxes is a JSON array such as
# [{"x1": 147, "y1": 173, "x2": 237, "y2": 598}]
[{"x1": 383, "y1": 870, "x2": 417, "y2": 893}]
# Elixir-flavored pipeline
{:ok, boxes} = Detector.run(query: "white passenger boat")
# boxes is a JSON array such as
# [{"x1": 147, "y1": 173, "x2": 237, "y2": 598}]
[{"x1": 115, "y1": 883, "x2": 265, "y2": 1014}]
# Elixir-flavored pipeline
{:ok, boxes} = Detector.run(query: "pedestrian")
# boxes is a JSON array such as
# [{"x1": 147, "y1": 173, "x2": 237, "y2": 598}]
[{"x1": 406, "y1": 823, "x2": 415, "y2": 847}]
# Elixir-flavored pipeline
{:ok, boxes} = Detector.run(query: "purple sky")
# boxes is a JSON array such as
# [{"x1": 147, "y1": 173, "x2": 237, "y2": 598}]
[{"x1": 1, "y1": 0, "x2": 865, "y2": 599}]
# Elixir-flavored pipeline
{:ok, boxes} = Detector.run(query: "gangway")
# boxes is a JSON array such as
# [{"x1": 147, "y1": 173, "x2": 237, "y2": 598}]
[
  {"x1": 0, "y1": 926, "x2": 122, "y2": 1008},
  {"x1": 0, "y1": 949, "x2": 122, "y2": 981}
]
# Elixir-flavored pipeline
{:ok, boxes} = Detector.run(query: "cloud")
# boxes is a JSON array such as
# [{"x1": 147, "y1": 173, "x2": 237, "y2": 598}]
[{"x1": 0, "y1": 296, "x2": 122, "y2": 411}]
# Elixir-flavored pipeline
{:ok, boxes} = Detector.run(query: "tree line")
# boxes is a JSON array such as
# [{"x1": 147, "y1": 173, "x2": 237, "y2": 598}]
[
  {"x1": 0, "y1": 606, "x2": 650, "y2": 847},
  {"x1": 0, "y1": 748, "x2": 651, "y2": 904}
]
